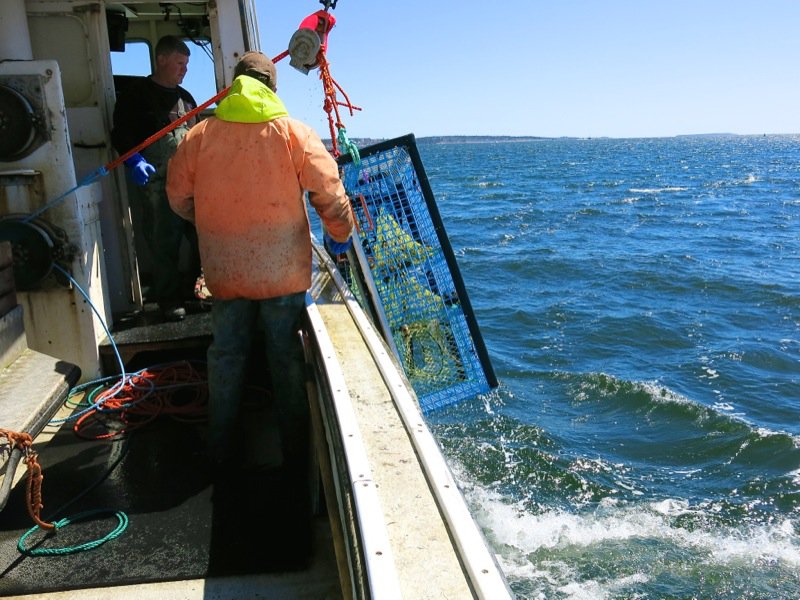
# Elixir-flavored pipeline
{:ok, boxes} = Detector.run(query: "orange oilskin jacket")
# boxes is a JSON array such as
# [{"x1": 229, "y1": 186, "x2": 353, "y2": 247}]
[{"x1": 166, "y1": 75, "x2": 353, "y2": 300}]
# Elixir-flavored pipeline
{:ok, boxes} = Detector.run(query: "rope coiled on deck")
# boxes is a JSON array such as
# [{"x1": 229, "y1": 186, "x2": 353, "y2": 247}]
[{"x1": 17, "y1": 509, "x2": 129, "y2": 556}]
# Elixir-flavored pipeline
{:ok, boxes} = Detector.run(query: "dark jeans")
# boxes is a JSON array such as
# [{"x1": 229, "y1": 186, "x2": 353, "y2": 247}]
[
  {"x1": 140, "y1": 179, "x2": 199, "y2": 306},
  {"x1": 139, "y1": 131, "x2": 199, "y2": 307},
  {"x1": 207, "y1": 293, "x2": 309, "y2": 474}
]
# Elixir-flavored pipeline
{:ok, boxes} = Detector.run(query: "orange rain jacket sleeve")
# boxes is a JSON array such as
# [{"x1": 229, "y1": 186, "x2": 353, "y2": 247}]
[{"x1": 166, "y1": 113, "x2": 353, "y2": 300}]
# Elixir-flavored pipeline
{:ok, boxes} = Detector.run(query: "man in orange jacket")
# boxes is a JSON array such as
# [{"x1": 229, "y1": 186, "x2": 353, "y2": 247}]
[{"x1": 166, "y1": 52, "x2": 353, "y2": 492}]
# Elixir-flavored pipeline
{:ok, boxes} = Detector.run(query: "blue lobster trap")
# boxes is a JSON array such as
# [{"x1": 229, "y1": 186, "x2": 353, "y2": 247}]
[{"x1": 335, "y1": 134, "x2": 497, "y2": 413}]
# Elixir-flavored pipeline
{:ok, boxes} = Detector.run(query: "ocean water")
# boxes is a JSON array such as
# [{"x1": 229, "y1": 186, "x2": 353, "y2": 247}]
[{"x1": 417, "y1": 135, "x2": 800, "y2": 599}]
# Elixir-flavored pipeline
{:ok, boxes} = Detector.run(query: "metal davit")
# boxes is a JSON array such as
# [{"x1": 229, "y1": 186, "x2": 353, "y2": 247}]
[{"x1": 336, "y1": 134, "x2": 497, "y2": 413}]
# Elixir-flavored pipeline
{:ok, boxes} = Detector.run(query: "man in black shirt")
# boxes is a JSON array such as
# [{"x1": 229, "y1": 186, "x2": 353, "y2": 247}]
[{"x1": 112, "y1": 35, "x2": 200, "y2": 321}]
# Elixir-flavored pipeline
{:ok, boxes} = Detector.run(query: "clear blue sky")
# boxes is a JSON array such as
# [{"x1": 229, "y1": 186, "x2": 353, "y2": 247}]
[{"x1": 151, "y1": 1, "x2": 800, "y2": 139}]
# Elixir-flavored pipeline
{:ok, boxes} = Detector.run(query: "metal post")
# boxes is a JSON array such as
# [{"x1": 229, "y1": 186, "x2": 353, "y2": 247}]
[{"x1": 0, "y1": 0, "x2": 33, "y2": 60}]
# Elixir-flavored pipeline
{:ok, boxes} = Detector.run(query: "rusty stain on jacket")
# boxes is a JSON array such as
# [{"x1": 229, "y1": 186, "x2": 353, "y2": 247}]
[{"x1": 166, "y1": 75, "x2": 353, "y2": 300}]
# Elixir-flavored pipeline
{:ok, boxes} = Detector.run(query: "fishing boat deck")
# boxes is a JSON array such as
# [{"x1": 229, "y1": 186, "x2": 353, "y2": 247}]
[
  {"x1": 0, "y1": 394, "x2": 341, "y2": 599},
  {"x1": 0, "y1": 248, "x2": 505, "y2": 598},
  {"x1": 0, "y1": 271, "x2": 342, "y2": 597}
]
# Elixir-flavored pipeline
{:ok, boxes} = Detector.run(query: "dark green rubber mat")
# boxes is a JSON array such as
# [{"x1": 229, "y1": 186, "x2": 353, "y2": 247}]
[{"x1": 0, "y1": 416, "x2": 310, "y2": 596}]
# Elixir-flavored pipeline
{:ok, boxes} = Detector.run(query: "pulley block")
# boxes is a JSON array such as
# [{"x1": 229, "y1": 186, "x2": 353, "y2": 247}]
[
  {"x1": 288, "y1": 10, "x2": 337, "y2": 74},
  {"x1": 0, "y1": 216, "x2": 74, "y2": 290},
  {"x1": 288, "y1": 28, "x2": 321, "y2": 74}
]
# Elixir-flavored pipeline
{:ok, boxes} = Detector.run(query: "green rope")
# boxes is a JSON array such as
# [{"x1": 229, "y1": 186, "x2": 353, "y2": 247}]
[
  {"x1": 337, "y1": 127, "x2": 361, "y2": 166},
  {"x1": 18, "y1": 509, "x2": 128, "y2": 556}
]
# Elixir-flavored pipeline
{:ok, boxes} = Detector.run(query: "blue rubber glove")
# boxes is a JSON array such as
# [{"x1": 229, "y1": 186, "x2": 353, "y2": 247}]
[
  {"x1": 124, "y1": 153, "x2": 156, "y2": 186},
  {"x1": 323, "y1": 232, "x2": 353, "y2": 255}
]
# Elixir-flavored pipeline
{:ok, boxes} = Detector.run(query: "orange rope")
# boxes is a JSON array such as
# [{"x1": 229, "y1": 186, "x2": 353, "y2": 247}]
[
  {"x1": 24, "y1": 453, "x2": 53, "y2": 530},
  {"x1": 317, "y1": 52, "x2": 361, "y2": 156},
  {"x1": 73, "y1": 361, "x2": 208, "y2": 441},
  {"x1": 0, "y1": 429, "x2": 54, "y2": 530},
  {"x1": 106, "y1": 86, "x2": 230, "y2": 172},
  {"x1": 107, "y1": 50, "x2": 290, "y2": 171}
]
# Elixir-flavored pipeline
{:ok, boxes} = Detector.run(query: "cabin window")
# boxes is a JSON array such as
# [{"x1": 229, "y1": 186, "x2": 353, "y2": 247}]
[
  {"x1": 110, "y1": 40, "x2": 152, "y2": 77},
  {"x1": 110, "y1": 39, "x2": 216, "y2": 108}
]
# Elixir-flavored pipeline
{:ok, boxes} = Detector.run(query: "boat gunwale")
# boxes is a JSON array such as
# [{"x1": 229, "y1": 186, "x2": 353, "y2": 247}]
[
  {"x1": 312, "y1": 241, "x2": 513, "y2": 599},
  {"x1": 305, "y1": 297, "x2": 403, "y2": 599}
]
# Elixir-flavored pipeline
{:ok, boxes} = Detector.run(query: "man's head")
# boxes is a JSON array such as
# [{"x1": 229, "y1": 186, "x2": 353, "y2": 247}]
[
  {"x1": 153, "y1": 35, "x2": 190, "y2": 88},
  {"x1": 234, "y1": 51, "x2": 277, "y2": 92}
]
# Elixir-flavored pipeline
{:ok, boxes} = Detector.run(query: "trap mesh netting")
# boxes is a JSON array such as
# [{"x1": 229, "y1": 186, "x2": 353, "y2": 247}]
[{"x1": 335, "y1": 135, "x2": 496, "y2": 413}]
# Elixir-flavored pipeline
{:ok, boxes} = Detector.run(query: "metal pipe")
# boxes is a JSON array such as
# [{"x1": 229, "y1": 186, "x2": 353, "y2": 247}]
[{"x1": 0, "y1": 449, "x2": 24, "y2": 512}]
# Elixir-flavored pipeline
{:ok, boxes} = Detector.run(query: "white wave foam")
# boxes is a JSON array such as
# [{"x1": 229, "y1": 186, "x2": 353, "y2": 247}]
[
  {"x1": 623, "y1": 379, "x2": 694, "y2": 407},
  {"x1": 558, "y1": 572, "x2": 650, "y2": 600},
  {"x1": 790, "y1": 467, "x2": 800, "y2": 485},
  {"x1": 477, "y1": 180, "x2": 504, "y2": 188},
  {"x1": 628, "y1": 186, "x2": 688, "y2": 193},
  {"x1": 749, "y1": 425, "x2": 800, "y2": 449},
  {"x1": 588, "y1": 376, "x2": 800, "y2": 447},
  {"x1": 460, "y1": 480, "x2": 800, "y2": 594},
  {"x1": 651, "y1": 498, "x2": 691, "y2": 515}
]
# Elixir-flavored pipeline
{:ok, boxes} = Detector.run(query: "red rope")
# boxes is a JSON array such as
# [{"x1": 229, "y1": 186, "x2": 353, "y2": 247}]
[
  {"x1": 73, "y1": 362, "x2": 208, "y2": 441},
  {"x1": 107, "y1": 50, "x2": 290, "y2": 172},
  {"x1": 317, "y1": 52, "x2": 361, "y2": 156}
]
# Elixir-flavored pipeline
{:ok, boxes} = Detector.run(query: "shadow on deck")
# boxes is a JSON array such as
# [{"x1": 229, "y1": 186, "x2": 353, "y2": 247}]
[
  {"x1": 98, "y1": 301, "x2": 214, "y2": 375},
  {"x1": 0, "y1": 300, "x2": 339, "y2": 598}
]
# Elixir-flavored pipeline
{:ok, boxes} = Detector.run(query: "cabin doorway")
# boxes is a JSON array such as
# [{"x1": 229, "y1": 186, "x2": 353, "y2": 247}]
[{"x1": 109, "y1": 31, "x2": 216, "y2": 314}]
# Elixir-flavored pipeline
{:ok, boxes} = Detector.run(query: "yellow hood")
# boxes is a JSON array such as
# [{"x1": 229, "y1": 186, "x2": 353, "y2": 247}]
[{"x1": 214, "y1": 75, "x2": 289, "y2": 123}]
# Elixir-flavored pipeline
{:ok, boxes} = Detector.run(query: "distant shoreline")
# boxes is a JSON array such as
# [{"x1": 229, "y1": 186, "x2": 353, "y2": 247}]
[
  {"x1": 329, "y1": 132, "x2": 790, "y2": 147},
  {"x1": 339, "y1": 135, "x2": 548, "y2": 146},
  {"x1": 323, "y1": 133, "x2": 798, "y2": 149},
  {"x1": 416, "y1": 135, "x2": 548, "y2": 144}
]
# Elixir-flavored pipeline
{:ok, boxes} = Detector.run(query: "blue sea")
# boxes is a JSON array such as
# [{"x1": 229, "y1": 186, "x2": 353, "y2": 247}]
[{"x1": 417, "y1": 135, "x2": 800, "y2": 599}]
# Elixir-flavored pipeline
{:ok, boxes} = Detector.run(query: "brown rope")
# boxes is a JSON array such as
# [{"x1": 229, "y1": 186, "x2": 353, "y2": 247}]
[{"x1": 0, "y1": 428, "x2": 54, "y2": 530}]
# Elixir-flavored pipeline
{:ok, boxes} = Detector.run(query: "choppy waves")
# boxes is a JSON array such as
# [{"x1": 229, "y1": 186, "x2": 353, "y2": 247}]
[
  {"x1": 419, "y1": 135, "x2": 800, "y2": 598},
  {"x1": 433, "y1": 378, "x2": 800, "y2": 598}
]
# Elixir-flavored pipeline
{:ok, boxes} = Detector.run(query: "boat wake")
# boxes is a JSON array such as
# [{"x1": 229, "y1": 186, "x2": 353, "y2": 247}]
[
  {"x1": 464, "y1": 480, "x2": 800, "y2": 599},
  {"x1": 431, "y1": 379, "x2": 800, "y2": 598}
]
